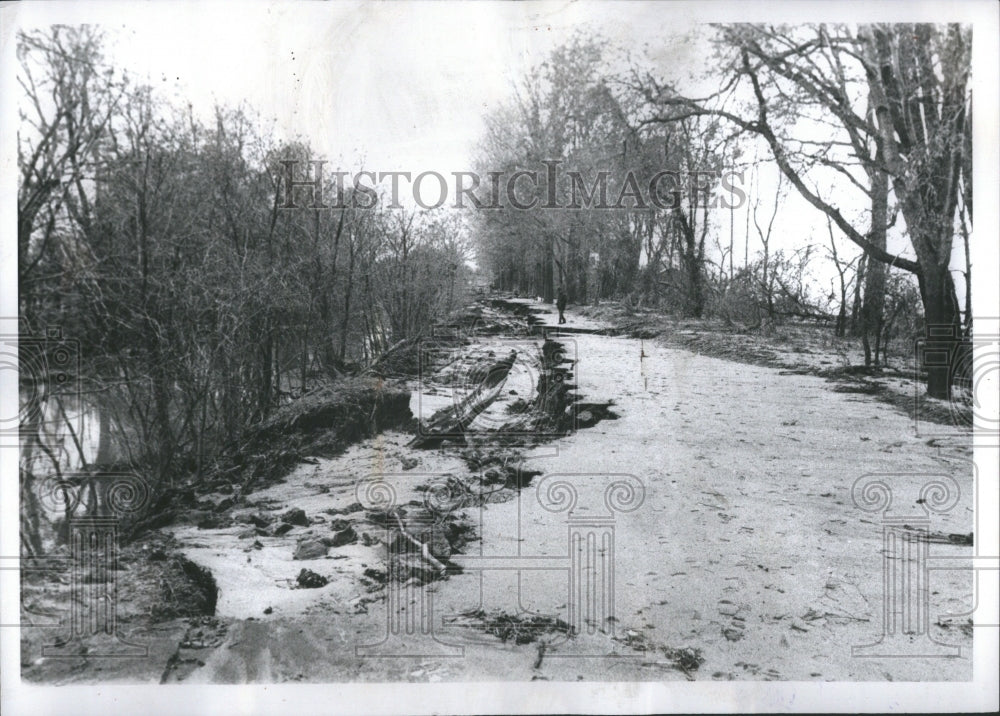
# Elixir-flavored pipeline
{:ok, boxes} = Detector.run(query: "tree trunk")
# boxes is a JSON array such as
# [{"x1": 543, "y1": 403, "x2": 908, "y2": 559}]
[
  {"x1": 850, "y1": 254, "x2": 866, "y2": 334},
  {"x1": 919, "y1": 267, "x2": 963, "y2": 399},
  {"x1": 543, "y1": 238, "x2": 555, "y2": 303},
  {"x1": 688, "y1": 253, "x2": 704, "y2": 318},
  {"x1": 861, "y1": 158, "x2": 888, "y2": 368}
]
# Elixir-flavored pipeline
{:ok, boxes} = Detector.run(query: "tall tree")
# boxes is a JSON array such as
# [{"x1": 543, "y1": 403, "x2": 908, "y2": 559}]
[{"x1": 640, "y1": 23, "x2": 972, "y2": 397}]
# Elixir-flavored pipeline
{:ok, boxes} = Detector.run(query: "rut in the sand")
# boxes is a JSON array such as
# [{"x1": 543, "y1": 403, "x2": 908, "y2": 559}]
[{"x1": 21, "y1": 297, "x2": 974, "y2": 685}]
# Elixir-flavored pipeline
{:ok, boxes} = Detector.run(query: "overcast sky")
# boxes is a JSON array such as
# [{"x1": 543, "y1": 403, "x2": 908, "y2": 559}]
[
  {"x1": 67, "y1": 1, "x2": 704, "y2": 172},
  {"x1": 3, "y1": 1, "x2": 996, "y2": 307}
]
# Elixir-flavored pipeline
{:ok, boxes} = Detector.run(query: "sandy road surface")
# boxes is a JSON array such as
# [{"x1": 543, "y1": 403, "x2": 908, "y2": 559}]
[
  {"x1": 428, "y1": 309, "x2": 974, "y2": 681},
  {"x1": 41, "y1": 300, "x2": 972, "y2": 684}
]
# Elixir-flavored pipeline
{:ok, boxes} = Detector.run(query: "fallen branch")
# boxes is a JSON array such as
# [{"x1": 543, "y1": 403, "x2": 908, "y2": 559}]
[
  {"x1": 408, "y1": 350, "x2": 517, "y2": 447},
  {"x1": 364, "y1": 338, "x2": 412, "y2": 373},
  {"x1": 394, "y1": 512, "x2": 447, "y2": 574}
]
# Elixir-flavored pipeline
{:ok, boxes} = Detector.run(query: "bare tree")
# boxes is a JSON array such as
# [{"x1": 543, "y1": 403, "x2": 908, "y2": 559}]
[
  {"x1": 825, "y1": 216, "x2": 861, "y2": 338},
  {"x1": 639, "y1": 23, "x2": 972, "y2": 397}
]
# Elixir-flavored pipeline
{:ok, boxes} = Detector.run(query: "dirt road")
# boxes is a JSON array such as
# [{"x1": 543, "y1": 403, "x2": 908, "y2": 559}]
[{"x1": 30, "y1": 299, "x2": 974, "y2": 683}]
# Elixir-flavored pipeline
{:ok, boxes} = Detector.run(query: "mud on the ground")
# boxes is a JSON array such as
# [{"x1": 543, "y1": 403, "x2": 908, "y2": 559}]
[
  {"x1": 19, "y1": 296, "x2": 976, "y2": 684},
  {"x1": 20, "y1": 532, "x2": 220, "y2": 684}
]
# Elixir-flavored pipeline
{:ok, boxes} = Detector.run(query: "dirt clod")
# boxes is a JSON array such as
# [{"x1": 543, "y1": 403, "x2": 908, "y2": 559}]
[
  {"x1": 282, "y1": 508, "x2": 309, "y2": 526},
  {"x1": 453, "y1": 609, "x2": 574, "y2": 645},
  {"x1": 293, "y1": 539, "x2": 329, "y2": 560},
  {"x1": 327, "y1": 526, "x2": 358, "y2": 547},
  {"x1": 295, "y1": 569, "x2": 328, "y2": 589}
]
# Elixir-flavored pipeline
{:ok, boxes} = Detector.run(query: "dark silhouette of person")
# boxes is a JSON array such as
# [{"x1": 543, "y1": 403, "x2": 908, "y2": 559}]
[{"x1": 556, "y1": 286, "x2": 567, "y2": 324}]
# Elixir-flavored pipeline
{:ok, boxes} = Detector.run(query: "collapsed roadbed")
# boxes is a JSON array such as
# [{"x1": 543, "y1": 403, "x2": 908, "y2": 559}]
[
  {"x1": 21, "y1": 296, "x2": 623, "y2": 684},
  {"x1": 24, "y1": 295, "x2": 973, "y2": 685}
]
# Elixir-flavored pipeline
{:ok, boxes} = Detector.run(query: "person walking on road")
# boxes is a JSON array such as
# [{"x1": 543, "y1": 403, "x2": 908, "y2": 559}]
[{"x1": 556, "y1": 285, "x2": 567, "y2": 324}]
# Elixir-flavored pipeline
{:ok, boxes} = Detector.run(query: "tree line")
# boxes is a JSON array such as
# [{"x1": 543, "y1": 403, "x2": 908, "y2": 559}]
[
  {"x1": 17, "y1": 26, "x2": 470, "y2": 552},
  {"x1": 475, "y1": 25, "x2": 972, "y2": 399},
  {"x1": 14, "y1": 23, "x2": 975, "y2": 553}
]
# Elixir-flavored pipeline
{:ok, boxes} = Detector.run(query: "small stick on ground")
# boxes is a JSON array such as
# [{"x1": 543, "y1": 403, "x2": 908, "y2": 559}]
[
  {"x1": 533, "y1": 642, "x2": 546, "y2": 670},
  {"x1": 393, "y1": 512, "x2": 447, "y2": 574}
]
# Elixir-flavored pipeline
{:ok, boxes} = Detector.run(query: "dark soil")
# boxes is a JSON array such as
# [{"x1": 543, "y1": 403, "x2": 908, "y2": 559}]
[
  {"x1": 130, "y1": 376, "x2": 414, "y2": 538},
  {"x1": 452, "y1": 608, "x2": 575, "y2": 645},
  {"x1": 613, "y1": 628, "x2": 705, "y2": 678},
  {"x1": 20, "y1": 533, "x2": 220, "y2": 683}
]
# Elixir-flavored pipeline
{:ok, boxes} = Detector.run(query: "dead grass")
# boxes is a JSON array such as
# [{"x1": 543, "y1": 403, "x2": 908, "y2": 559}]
[{"x1": 451, "y1": 609, "x2": 575, "y2": 645}]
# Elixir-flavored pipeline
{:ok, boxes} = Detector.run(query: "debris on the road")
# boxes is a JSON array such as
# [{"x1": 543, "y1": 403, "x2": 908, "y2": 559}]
[
  {"x1": 293, "y1": 538, "x2": 329, "y2": 561},
  {"x1": 448, "y1": 609, "x2": 574, "y2": 645},
  {"x1": 409, "y1": 350, "x2": 518, "y2": 447},
  {"x1": 295, "y1": 569, "x2": 329, "y2": 589},
  {"x1": 281, "y1": 508, "x2": 310, "y2": 526},
  {"x1": 327, "y1": 525, "x2": 358, "y2": 547}
]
